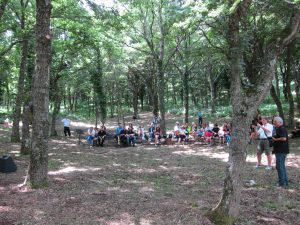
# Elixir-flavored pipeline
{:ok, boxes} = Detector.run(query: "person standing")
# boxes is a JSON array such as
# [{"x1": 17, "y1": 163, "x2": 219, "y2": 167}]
[
  {"x1": 272, "y1": 117, "x2": 289, "y2": 188},
  {"x1": 256, "y1": 117, "x2": 273, "y2": 170},
  {"x1": 61, "y1": 117, "x2": 71, "y2": 137},
  {"x1": 197, "y1": 111, "x2": 203, "y2": 126}
]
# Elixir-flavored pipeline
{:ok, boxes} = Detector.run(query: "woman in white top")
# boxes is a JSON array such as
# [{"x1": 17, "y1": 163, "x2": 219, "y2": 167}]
[{"x1": 87, "y1": 127, "x2": 95, "y2": 147}]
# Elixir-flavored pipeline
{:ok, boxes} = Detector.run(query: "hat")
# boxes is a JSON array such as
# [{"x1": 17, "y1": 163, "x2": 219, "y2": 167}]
[{"x1": 176, "y1": 121, "x2": 179, "y2": 124}]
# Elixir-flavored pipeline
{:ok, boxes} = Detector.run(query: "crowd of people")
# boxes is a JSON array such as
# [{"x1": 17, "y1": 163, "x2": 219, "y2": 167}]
[{"x1": 61, "y1": 112, "x2": 290, "y2": 189}]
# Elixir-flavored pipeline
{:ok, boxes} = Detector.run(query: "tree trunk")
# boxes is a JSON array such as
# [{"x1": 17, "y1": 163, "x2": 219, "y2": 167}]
[
  {"x1": 208, "y1": 67, "x2": 216, "y2": 114},
  {"x1": 29, "y1": 0, "x2": 52, "y2": 188},
  {"x1": 295, "y1": 64, "x2": 300, "y2": 114},
  {"x1": 285, "y1": 41, "x2": 295, "y2": 127},
  {"x1": 270, "y1": 84, "x2": 285, "y2": 121},
  {"x1": 157, "y1": 60, "x2": 166, "y2": 135},
  {"x1": 21, "y1": 103, "x2": 31, "y2": 155},
  {"x1": 11, "y1": 11, "x2": 29, "y2": 142},
  {"x1": 133, "y1": 92, "x2": 138, "y2": 118},
  {"x1": 183, "y1": 68, "x2": 189, "y2": 124},
  {"x1": 50, "y1": 99, "x2": 60, "y2": 136}
]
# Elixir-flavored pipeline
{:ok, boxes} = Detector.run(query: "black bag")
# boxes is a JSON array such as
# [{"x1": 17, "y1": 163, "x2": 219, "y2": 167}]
[
  {"x1": 268, "y1": 137, "x2": 273, "y2": 147},
  {"x1": 0, "y1": 155, "x2": 17, "y2": 173}
]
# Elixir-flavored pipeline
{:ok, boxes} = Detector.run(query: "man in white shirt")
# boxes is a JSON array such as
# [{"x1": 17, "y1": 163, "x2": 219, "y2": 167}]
[
  {"x1": 256, "y1": 117, "x2": 274, "y2": 170},
  {"x1": 61, "y1": 117, "x2": 71, "y2": 137}
]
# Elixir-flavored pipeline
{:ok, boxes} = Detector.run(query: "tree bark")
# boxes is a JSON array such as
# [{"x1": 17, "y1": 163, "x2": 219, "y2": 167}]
[
  {"x1": 183, "y1": 68, "x2": 189, "y2": 124},
  {"x1": 21, "y1": 103, "x2": 31, "y2": 155},
  {"x1": 270, "y1": 84, "x2": 285, "y2": 121},
  {"x1": 50, "y1": 99, "x2": 60, "y2": 136},
  {"x1": 11, "y1": 2, "x2": 29, "y2": 142},
  {"x1": 29, "y1": 0, "x2": 52, "y2": 188},
  {"x1": 295, "y1": 63, "x2": 300, "y2": 114},
  {"x1": 11, "y1": 37, "x2": 29, "y2": 142},
  {"x1": 285, "y1": 41, "x2": 295, "y2": 127},
  {"x1": 208, "y1": 66, "x2": 216, "y2": 114}
]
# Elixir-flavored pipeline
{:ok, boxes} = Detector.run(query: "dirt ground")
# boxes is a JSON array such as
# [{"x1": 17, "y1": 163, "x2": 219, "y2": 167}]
[{"x1": 0, "y1": 113, "x2": 300, "y2": 225}]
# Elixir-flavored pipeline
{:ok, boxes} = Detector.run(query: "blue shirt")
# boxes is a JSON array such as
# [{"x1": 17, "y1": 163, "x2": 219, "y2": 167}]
[{"x1": 115, "y1": 127, "x2": 123, "y2": 136}]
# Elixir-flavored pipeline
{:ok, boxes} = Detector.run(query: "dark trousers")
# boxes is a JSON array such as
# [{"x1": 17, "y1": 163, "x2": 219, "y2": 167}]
[
  {"x1": 98, "y1": 136, "x2": 105, "y2": 146},
  {"x1": 198, "y1": 117, "x2": 203, "y2": 125},
  {"x1": 275, "y1": 153, "x2": 288, "y2": 186},
  {"x1": 64, "y1": 126, "x2": 71, "y2": 136}
]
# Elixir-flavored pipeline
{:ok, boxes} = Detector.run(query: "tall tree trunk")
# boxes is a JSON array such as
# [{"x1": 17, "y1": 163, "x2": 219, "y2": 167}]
[
  {"x1": 50, "y1": 100, "x2": 60, "y2": 136},
  {"x1": 285, "y1": 41, "x2": 295, "y2": 127},
  {"x1": 208, "y1": 67, "x2": 216, "y2": 114},
  {"x1": 133, "y1": 92, "x2": 138, "y2": 118},
  {"x1": 157, "y1": 60, "x2": 166, "y2": 134},
  {"x1": 270, "y1": 84, "x2": 285, "y2": 121},
  {"x1": 21, "y1": 103, "x2": 31, "y2": 155},
  {"x1": 183, "y1": 68, "x2": 189, "y2": 124},
  {"x1": 295, "y1": 63, "x2": 300, "y2": 114},
  {"x1": 275, "y1": 69, "x2": 280, "y2": 99},
  {"x1": 11, "y1": 5, "x2": 29, "y2": 142},
  {"x1": 29, "y1": 0, "x2": 52, "y2": 188}
]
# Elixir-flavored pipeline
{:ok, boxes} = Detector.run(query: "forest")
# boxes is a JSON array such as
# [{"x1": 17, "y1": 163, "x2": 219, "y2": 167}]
[{"x1": 1, "y1": 0, "x2": 300, "y2": 224}]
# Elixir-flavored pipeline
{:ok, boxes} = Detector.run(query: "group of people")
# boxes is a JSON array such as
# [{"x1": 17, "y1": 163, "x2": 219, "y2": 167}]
[
  {"x1": 172, "y1": 121, "x2": 231, "y2": 145},
  {"x1": 249, "y1": 115, "x2": 289, "y2": 188},
  {"x1": 62, "y1": 112, "x2": 290, "y2": 189},
  {"x1": 86, "y1": 126, "x2": 107, "y2": 147}
]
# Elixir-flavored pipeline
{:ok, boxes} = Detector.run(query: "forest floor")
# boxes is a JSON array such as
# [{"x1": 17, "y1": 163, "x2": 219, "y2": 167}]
[{"x1": 0, "y1": 112, "x2": 300, "y2": 225}]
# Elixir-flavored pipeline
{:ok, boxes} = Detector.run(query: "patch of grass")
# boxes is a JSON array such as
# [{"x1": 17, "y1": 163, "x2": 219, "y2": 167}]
[
  {"x1": 145, "y1": 175, "x2": 173, "y2": 193},
  {"x1": 48, "y1": 160, "x2": 64, "y2": 170},
  {"x1": 263, "y1": 201, "x2": 278, "y2": 210},
  {"x1": 190, "y1": 202, "x2": 199, "y2": 208}
]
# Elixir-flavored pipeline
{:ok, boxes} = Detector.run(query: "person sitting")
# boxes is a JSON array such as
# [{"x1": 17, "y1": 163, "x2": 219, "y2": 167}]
[
  {"x1": 87, "y1": 127, "x2": 96, "y2": 148},
  {"x1": 138, "y1": 123, "x2": 148, "y2": 141},
  {"x1": 127, "y1": 125, "x2": 136, "y2": 146},
  {"x1": 222, "y1": 122, "x2": 231, "y2": 145},
  {"x1": 178, "y1": 126, "x2": 186, "y2": 144},
  {"x1": 212, "y1": 123, "x2": 220, "y2": 137},
  {"x1": 185, "y1": 123, "x2": 192, "y2": 139},
  {"x1": 148, "y1": 123, "x2": 155, "y2": 142},
  {"x1": 119, "y1": 128, "x2": 128, "y2": 146},
  {"x1": 154, "y1": 125, "x2": 162, "y2": 146},
  {"x1": 115, "y1": 123, "x2": 124, "y2": 145},
  {"x1": 97, "y1": 126, "x2": 106, "y2": 147},
  {"x1": 291, "y1": 122, "x2": 300, "y2": 138},
  {"x1": 197, "y1": 124, "x2": 205, "y2": 142},
  {"x1": 190, "y1": 122, "x2": 198, "y2": 140},
  {"x1": 174, "y1": 121, "x2": 180, "y2": 139},
  {"x1": 204, "y1": 123, "x2": 213, "y2": 145}
]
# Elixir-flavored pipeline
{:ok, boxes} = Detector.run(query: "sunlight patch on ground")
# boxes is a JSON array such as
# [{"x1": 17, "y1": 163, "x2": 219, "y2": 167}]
[
  {"x1": 104, "y1": 212, "x2": 135, "y2": 225},
  {"x1": 51, "y1": 139, "x2": 71, "y2": 144},
  {"x1": 33, "y1": 209, "x2": 45, "y2": 221},
  {"x1": 172, "y1": 148, "x2": 229, "y2": 162},
  {"x1": 49, "y1": 166, "x2": 101, "y2": 175},
  {"x1": 128, "y1": 168, "x2": 157, "y2": 174},
  {"x1": 126, "y1": 179, "x2": 145, "y2": 184},
  {"x1": 107, "y1": 186, "x2": 130, "y2": 193},
  {"x1": 0, "y1": 206, "x2": 13, "y2": 212},
  {"x1": 139, "y1": 186, "x2": 155, "y2": 193}
]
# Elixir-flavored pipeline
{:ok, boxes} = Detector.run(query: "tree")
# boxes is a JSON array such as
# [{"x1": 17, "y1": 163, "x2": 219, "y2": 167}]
[
  {"x1": 28, "y1": 0, "x2": 52, "y2": 187},
  {"x1": 11, "y1": 0, "x2": 31, "y2": 142},
  {"x1": 206, "y1": 1, "x2": 300, "y2": 224}
]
